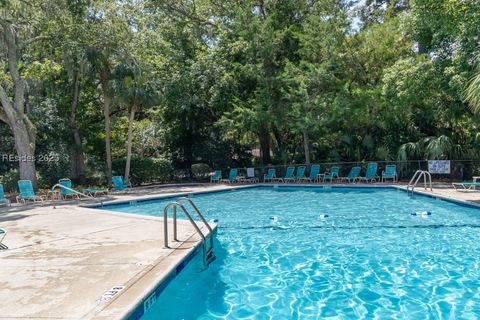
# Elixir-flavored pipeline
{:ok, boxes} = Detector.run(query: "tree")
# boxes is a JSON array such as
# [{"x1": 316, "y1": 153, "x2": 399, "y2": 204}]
[
  {"x1": 113, "y1": 61, "x2": 159, "y2": 183},
  {"x1": 0, "y1": 1, "x2": 56, "y2": 188}
]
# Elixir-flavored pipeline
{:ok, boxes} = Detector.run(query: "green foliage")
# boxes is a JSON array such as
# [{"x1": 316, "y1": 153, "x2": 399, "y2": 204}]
[
  {"x1": 112, "y1": 157, "x2": 173, "y2": 184},
  {"x1": 0, "y1": 169, "x2": 20, "y2": 193},
  {"x1": 1, "y1": 0, "x2": 480, "y2": 186},
  {"x1": 191, "y1": 163, "x2": 211, "y2": 179}
]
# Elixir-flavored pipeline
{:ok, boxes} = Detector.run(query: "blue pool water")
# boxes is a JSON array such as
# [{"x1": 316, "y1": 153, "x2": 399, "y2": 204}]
[{"x1": 106, "y1": 187, "x2": 480, "y2": 319}]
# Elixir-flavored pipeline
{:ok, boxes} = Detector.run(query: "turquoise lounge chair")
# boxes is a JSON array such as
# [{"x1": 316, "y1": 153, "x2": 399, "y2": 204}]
[
  {"x1": 382, "y1": 165, "x2": 397, "y2": 182},
  {"x1": 274, "y1": 166, "x2": 295, "y2": 183},
  {"x1": 264, "y1": 168, "x2": 276, "y2": 182},
  {"x1": 452, "y1": 181, "x2": 480, "y2": 191},
  {"x1": 16, "y1": 180, "x2": 45, "y2": 203},
  {"x1": 210, "y1": 170, "x2": 222, "y2": 183},
  {"x1": 112, "y1": 176, "x2": 132, "y2": 191},
  {"x1": 84, "y1": 187, "x2": 109, "y2": 197},
  {"x1": 0, "y1": 228, "x2": 6, "y2": 249},
  {"x1": 58, "y1": 178, "x2": 79, "y2": 200},
  {"x1": 339, "y1": 166, "x2": 361, "y2": 183},
  {"x1": 357, "y1": 163, "x2": 379, "y2": 183},
  {"x1": 221, "y1": 169, "x2": 238, "y2": 183},
  {"x1": 324, "y1": 167, "x2": 340, "y2": 182},
  {"x1": 305, "y1": 164, "x2": 321, "y2": 182},
  {"x1": 0, "y1": 184, "x2": 10, "y2": 206},
  {"x1": 294, "y1": 166, "x2": 307, "y2": 182}
]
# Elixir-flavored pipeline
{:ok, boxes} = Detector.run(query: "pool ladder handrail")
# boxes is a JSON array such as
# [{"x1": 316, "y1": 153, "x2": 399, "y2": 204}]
[
  {"x1": 163, "y1": 198, "x2": 215, "y2": 267},
  {"x1": 51, "y1": 184, "x2": 104, "y2": 208},
  {"x1": 407, "y1": 170, "x2": 432, "y2": 196}
]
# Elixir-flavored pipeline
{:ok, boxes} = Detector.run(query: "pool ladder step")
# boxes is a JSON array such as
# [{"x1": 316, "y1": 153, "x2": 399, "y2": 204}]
[
  {"x1": 205, "y1": 246, "x2": 216, "y2": 265},
  {"x1": 163, "y1": 197, "x2": 216, "y2": 268}
]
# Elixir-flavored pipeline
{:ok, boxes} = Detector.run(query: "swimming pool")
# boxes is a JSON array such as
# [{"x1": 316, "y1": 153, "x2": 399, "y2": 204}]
[{"x1": 106, "y1": 186, "x2": 480, "y2": 319}]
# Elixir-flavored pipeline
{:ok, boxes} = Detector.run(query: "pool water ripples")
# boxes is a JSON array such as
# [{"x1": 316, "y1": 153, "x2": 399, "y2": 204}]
[{"x1": 108, "y1": 187, "x2": 480, "y2": 319}]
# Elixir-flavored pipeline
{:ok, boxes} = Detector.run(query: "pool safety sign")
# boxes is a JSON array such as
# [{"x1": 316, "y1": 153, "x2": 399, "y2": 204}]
[{"x1": 428, "y1": 160, "x2": 451, "y2": 174}]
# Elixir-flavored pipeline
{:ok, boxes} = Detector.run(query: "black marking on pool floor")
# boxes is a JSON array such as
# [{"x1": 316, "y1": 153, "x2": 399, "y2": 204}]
[{"x1": 218, "y1": 224, "x2": 480, "y2": 231}]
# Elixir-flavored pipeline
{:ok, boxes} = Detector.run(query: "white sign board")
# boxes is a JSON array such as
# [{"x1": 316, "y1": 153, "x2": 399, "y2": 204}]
[
  {"x1": 247, "y1": 167, "x2": 255, "y2": 178},
  {"x1": 428, "y1": 160, "x2": 450, "y2": 174}
]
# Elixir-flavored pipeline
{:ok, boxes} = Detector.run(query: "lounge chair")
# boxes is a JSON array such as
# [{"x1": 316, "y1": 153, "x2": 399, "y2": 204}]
[
  {"x1": 239, "y1": 168, "x2": 259, "y2": 183},
  {"x1": 382, "y1": 165, "x2": 397, "y2": 182},
  {"x1": 273, "y1": 166, "x2": 295, "y2": 183},
  {"x1": 452, "y1": 182, "x2": 480, "y2": 191},
  {"x1": 16, "y1": 180, "x2": 45, "y2": 203},
  {"x1": 58, "y1": 179, "x2": 80, "y2": 200},
  {"x1": 295, "y1": 166, "x2": 307, "y2": 182},
  {"x1": 84, "y1": 187, "x2": 109, "y2": 197},
  {"x1": 112, "y1": 176, "x2": 132, "y2": 191},
  {"x1": 303, "y1": 164, "x2": 321, "y2": 182},
  {"x1": 339, "y1": 166, "x2": 361, "y2": 183},
  {"x1": 0, "y1": 184, "x2": 10, "y2": 206},
  {"x1": 210, "y1": 170, "x2": 222, "y2": 183},
  {"x1": 0, "y1": 228, "x2": 6, "y2": 249},
  {"x1": 323, "y1": 167, "x2": 340, "y2": 182},
  {"x1": 221, "y1": 169, "x2": 238, "y2": 183},
  {"x1": 263, "y1": 168, "x2": 276, "y2": 182},
  {"x1": 357, "y1": 163, "x2": 379, "y2": 183}
]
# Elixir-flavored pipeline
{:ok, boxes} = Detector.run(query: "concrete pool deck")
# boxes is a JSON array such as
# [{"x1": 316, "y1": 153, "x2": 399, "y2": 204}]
[{"x1": 0, "y1": 182, "x2": 480, "y2": 319}]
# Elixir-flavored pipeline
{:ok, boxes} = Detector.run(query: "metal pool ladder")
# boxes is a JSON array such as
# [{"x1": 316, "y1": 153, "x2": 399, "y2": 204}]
[
  {"x1": 163, "y1": 197, "x2": 215, "y2": 268},
  {"x1": 407, "y1": 170, "x2": 432, "y2": 196}
]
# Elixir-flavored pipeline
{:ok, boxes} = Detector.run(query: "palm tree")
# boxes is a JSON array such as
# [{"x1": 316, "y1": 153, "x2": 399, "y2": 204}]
[
  {"x1": 113, "y1": 61, "x2": 159, "y2": 184},
  {"x1": 465, "y1": 65, "x2": 480, "y2": 114}
]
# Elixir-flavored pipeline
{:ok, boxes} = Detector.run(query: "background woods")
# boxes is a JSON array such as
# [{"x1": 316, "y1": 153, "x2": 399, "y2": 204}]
[{"x1": 0, "y1": 0, "x2": 479, "y2": 188}]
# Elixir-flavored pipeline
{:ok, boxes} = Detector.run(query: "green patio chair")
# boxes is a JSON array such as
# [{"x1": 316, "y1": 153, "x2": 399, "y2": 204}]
[
  {"x1": 0, "y1": 184, "x2": 10, "y2": 206},
  {"x1": 339, "y1": 166, "x2": 361, "y2": 183},
  {"x1": 305, "y1": 164, "x2": 321, "y2": 182},
  {"x1": 263, "y1": 168, "x2": 276, "y2": 182},
  {"x1": 382, "y1": 165, "x2": 397, "y2": 182},
  {"x1": 16, "y1": 180, "x2": 45, "y2": 203},
  {"x1": 221, "y1": 168, "x2": 238, "y2": 183},
  {"x1": 273, "y1": 166, "x2": 295, "y2": 183},
  {"x1": 112, "y1": 176, "x2": 132, "y2": 191},
  {"x1": 357, "y1": 163, "x2": 379, "y2": 183},
  {"x1": 295, "y1": 166, "x2": 307, "y2": 182},
  {"x1": 210, "y1": 170, "x2": 222, "y2": 183},
  {"x1": 324, "y1": 166, "x2": 340, "y2": 182},
  {"x1": 58, "y1": 178, "x2": 79, "y2": 200}
]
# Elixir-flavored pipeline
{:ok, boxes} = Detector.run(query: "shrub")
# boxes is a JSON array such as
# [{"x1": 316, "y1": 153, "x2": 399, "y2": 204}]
[
  {"x1": 191, "y1": 163, "x2": 211, "y2": 179},
  {"x1": 112, "y1": 157, "x2": 173, "y2": 185},
  {"x1": 0, "y1": 169, "x2": 20, "y2": 193}
]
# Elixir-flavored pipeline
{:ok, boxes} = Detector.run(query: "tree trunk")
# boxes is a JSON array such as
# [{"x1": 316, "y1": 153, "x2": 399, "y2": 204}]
[
  {"x1": 12, "y1": 116, "x2": 37, "y2": 187},
  {"x1": 258, "y1": 126, "x2": 271, "y2": 164},
  {"x1": 70, "y1": 67, "x2": 86, "y2": 184},
  {"x1": 0, "y1": 20, "x2": 37, "y2": 188},
  {"x1": 272, "y1": 125, "x2": 287, "y2": 165},
  {"x1": 100, "y1": 67, "x2": 113, "y2": 187},
  {"x1": 303, "y1": 129, "x2": 310, "y2": 165},
  {"x1": 124, "y1": 105, "x2": 136, "y2": 183}
]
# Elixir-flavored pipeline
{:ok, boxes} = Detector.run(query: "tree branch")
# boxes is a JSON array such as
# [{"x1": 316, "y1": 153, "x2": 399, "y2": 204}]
[
  {"x1": 0, "y1": 84, "x2": 13, "y2": 126},
  {"x1": 19, "y1": 35, "x2": 50, "y2": 50}
]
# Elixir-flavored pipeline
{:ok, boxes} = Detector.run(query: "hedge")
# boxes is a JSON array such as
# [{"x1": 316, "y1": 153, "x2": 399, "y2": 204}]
[{"x1": 112, "y1": 157, "x2": 173, "y2": 185}]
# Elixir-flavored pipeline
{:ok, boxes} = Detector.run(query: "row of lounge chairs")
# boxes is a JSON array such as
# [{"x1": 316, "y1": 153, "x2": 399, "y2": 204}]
[
  {"x1": 211, "y1": 164, "x2": 398, "y2": 184},
  {"x1": 0, "y1": 175, "x2": 132, "y2": 205}
]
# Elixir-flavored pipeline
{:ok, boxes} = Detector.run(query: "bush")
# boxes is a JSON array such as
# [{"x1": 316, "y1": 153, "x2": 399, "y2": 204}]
[
  {"x1": 191, "y1": 163, "x2": 211, "y2": 179},
  {"x1": 0, "y1": 169, "x2": 20, "y2": 193},
  {"x1": 112, "y1": 157, "x2": 173, "y2": 185}
]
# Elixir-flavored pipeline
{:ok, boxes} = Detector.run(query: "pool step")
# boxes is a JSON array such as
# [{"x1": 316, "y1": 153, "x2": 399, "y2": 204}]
[{"x1": 205, "y1": 247, "x2": 216, "y2": 265}]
